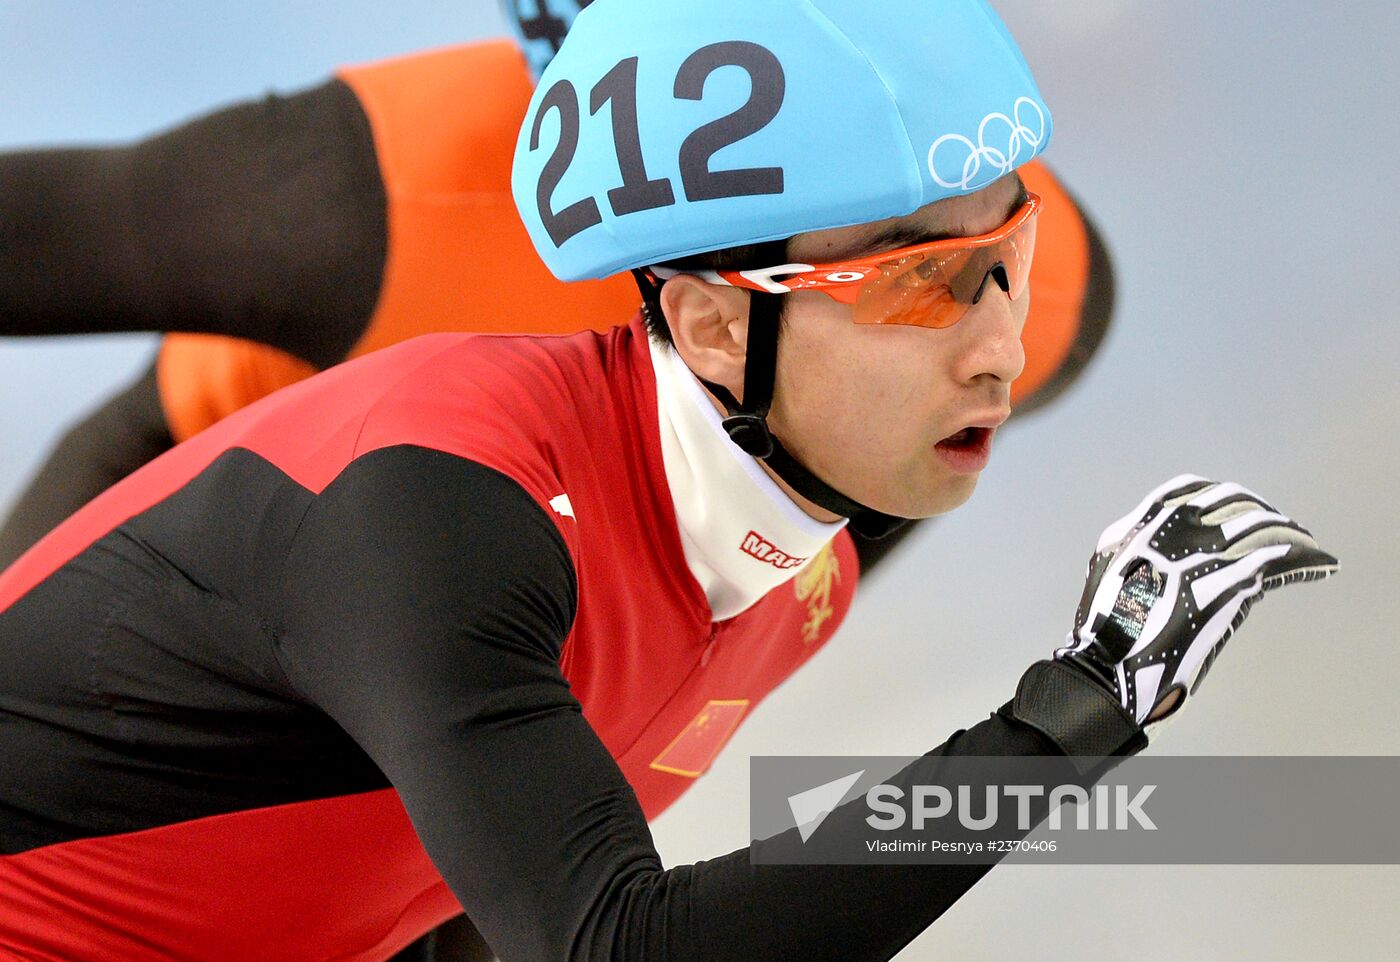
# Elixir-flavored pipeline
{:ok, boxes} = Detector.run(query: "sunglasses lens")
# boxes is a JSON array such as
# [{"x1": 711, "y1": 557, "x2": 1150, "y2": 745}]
[
  {"x1": 851, "y1": 204, "x2": 1038, "y2": 329},
  {"x1": 1000, "y1": 213, "x2": 1037, "y2": 299},
  {"x1": 851, "y1": 249, "x2": 977, "y2": 329},
  {"x1": 853, "y1": 254, "x2": 967, "y2": 329}
]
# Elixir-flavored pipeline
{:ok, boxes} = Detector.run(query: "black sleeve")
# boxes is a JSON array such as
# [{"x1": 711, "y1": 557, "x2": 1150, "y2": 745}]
[
  {"x1": 0, "y1": 358, "x2": 172, "y2": 569},
  {"x1": 275, "y1": 445, "x2": 1142, "y2": 962},
  {"x1": 389, "y1": 916, "x2": 496, "y2": 962},
  {"x1": 0, "y1": 78, "x2": 385, "y2": 368}
]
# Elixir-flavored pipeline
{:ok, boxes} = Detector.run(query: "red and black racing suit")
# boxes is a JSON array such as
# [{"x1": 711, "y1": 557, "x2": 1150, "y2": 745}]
[{"x1": 0, "y1": 320, "x2": 1141, "y2": 961}]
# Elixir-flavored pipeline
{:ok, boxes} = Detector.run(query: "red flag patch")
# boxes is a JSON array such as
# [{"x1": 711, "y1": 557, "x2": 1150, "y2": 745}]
[{"x1": 649, "y1": 700, "x2": 750, "y2": 778}]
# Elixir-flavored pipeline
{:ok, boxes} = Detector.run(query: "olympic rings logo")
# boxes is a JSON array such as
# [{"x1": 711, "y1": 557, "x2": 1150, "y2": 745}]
[{"x1": 927, "y1": 97, "x2": 1047, "y2": 192}]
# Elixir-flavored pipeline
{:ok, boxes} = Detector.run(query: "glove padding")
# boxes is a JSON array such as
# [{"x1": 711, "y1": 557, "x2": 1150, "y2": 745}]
[{"x1": 1055, "y1": 474, "x2": 1338, "y2": 740}]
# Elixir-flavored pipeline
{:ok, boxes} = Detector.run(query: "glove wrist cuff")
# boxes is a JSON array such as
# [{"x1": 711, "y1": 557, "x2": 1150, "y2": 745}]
[{"x1": 1001, "y1": 660, "x2": 1147, "y2": 771}]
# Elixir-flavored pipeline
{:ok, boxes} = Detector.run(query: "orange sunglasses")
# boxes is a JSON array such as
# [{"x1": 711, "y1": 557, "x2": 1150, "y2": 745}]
[{"x1": 648, "y1": 192, "x2": 1041, "y2": 330}]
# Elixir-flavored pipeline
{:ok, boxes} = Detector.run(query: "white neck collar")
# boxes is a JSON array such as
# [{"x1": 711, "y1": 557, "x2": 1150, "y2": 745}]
[{"x1": 649, "y1": 338, "x2": 846, "y2": 620}]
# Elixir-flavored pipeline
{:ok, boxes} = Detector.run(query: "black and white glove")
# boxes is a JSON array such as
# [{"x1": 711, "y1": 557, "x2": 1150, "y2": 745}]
[{"x1": 1053, "y1": 474, "x2": 1338, "y2": 740}]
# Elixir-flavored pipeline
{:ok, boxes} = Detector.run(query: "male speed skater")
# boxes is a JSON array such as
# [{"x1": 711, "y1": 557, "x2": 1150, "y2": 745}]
[{"x1": 0, "y1": 2, "x2": 1334, "y2": 960}]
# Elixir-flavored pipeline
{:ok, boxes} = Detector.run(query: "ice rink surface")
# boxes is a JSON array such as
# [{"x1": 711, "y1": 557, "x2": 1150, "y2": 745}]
[{"x1": 2, "y1": 2, "x2": 1397, "y2": 959}]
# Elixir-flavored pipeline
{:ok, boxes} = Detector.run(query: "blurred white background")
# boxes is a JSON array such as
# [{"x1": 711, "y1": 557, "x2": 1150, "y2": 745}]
[{"x1": 2, "y1": 2, "x2": 1396, "y2": 959}]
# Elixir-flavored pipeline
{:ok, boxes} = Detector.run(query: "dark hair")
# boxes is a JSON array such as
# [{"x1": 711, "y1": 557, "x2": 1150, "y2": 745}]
[{"x1": 638, "y1": 238, "x2": 790, "y2": 345}]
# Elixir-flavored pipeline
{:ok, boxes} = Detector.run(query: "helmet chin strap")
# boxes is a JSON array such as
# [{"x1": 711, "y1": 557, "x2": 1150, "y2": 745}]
[
  {"x1": 634, "y1": 270, "x2": 908, "y2": 540},
  {"x1": 704, "y1": 291, "x2": 910, "y2": 540}
]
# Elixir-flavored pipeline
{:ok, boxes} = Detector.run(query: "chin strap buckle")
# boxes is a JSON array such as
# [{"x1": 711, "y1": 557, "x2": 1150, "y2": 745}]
[{"x1": 722, "y1": 414, "x2": 775, "y2": 459}]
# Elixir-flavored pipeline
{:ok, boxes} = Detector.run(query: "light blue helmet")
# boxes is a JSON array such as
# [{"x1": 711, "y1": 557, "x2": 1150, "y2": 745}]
[
  {"x1": 500, "y1": 0, "x2": 591, "y2": 81},
  {"x1": 512, "y1": 0, "x2": 1052, "y2": 282}
]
